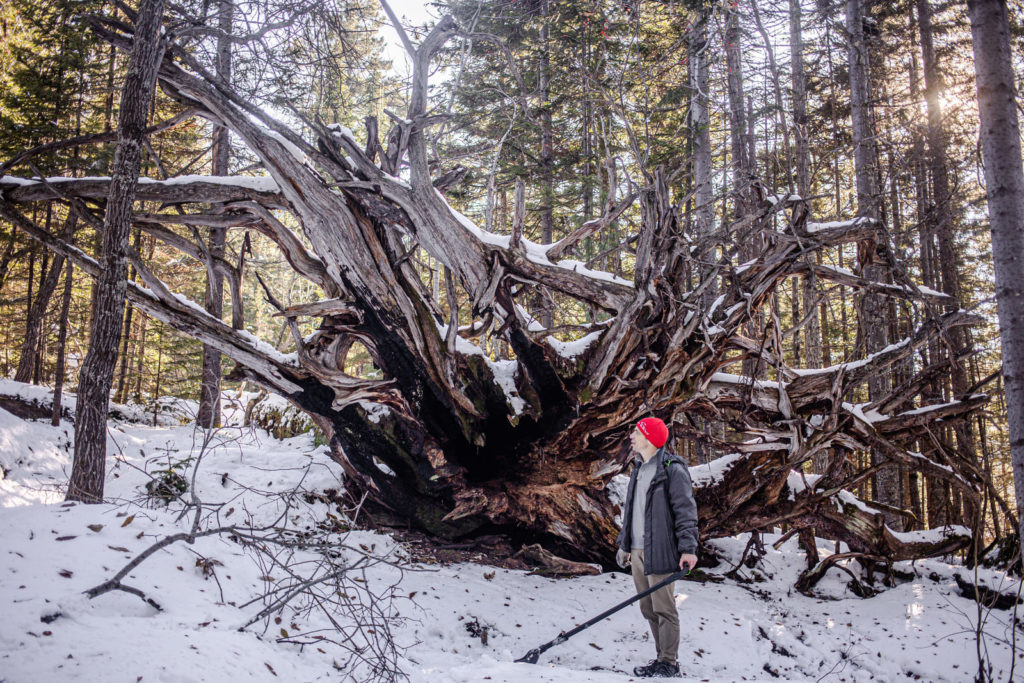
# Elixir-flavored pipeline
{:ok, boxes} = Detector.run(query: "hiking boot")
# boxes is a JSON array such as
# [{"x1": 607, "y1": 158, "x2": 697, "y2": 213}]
[
  {"x1": 633, "y1": 660, "x2": 681, "y2": 677},
  {"x1": 633, "y1": 659, "x2": 660, "y2": 677},
  {"x1": 652, "y1": 660, "x2": 681, "y2": 678}
]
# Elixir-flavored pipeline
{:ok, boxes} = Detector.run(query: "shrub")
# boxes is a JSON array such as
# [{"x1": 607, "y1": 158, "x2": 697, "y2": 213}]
[{"x1": 145, "y1": 452, "x2": 193, "y2": 505}]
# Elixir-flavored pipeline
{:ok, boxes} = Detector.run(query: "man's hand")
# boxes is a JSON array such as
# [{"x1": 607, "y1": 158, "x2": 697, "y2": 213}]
[
  {"x1": 679, "y1": 553, "x2": 697, "y2": 572},
  {"x1": 616, "y1": 549, "x2": 631, "y2": 569}
]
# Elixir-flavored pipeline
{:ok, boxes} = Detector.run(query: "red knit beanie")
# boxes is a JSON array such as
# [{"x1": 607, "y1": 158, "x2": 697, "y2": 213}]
[{"x1": 636, "y1": 417, "x2": 669, "y2": 448}]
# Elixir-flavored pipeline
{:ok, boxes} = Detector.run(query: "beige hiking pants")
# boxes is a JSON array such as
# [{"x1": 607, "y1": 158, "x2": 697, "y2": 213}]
[{"x1": 630, "y1": 548, "x2": 679, "y2": 664}]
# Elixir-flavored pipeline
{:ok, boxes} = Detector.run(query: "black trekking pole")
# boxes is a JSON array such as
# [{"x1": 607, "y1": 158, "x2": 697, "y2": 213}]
[{"x1": 515, "y1": 567, "x2": 689, "y2": 664}]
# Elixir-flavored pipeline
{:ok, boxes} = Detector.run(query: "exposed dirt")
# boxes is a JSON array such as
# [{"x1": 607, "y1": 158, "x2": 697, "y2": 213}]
[{"x1": 388, "y1": 528, "x2": 535, "y2": 571}]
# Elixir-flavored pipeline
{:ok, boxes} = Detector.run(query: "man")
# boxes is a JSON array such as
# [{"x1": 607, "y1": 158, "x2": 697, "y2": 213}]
[{"x1": 616, "y1": 417, "x2": 699, "y2": 678}]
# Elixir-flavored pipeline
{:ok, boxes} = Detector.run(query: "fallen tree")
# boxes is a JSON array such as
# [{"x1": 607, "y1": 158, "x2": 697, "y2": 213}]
[{"x1": 0, "y1": 7, "x2": 991, "y2": 576}]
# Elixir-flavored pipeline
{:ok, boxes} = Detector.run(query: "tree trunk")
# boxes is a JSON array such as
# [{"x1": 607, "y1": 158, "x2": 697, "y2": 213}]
[
  {"x1": 907, "y1": 19, "x2": 950, "y2": 528},
  {"x1": 724, "y1": 1, "x2": 752, "y2": 223},
  {"x1": 907, "y1": 471, "x2": 923, "y2": 531},
  {"x1": 151, "y1": 326, "x2": 163, "y2": 425},
  {"x1": 66, "y1": 0, "x2": 166, "y2": 503},
  {"x1": 51, "y1": 259, "x2": 74, "y2": 426},
  {"x1": 791, "y1": 0, "x2": 823, "y2": 451},
  {"x1": 15, "y1": 214, "x2": 75, "y2": 383},
  {"x1": 979, "y1": 415, "x2": 1000, "y2": 538},
  {"x1": 690, "y1": 13, "x2": 719, "y2": 465},
  {"x1": 967, "y1": 0, "x2": 1024, "y2": 546},
  {"x1": 198, "y1": 0, "x2": 234, "y2": 429},
  {"x1": 32, "y1": 250, "x2": 47, "y2": 385},
  {"x1": 133, "y1": 236, "x2": 156, "y2": 402},
  {"x1": 790, "y1": 0, "x2": 811, "y2": 201},
  {"x1": 0, "y1": 229, "x2": 21, "y2": 294},
  {"x1": 24, "y1": 245, "x2": 35, "y2": 369},
  {"x1": 724, "y1": 0, "x2": 760, "y2": 381},
  {"x1": 750, "y1": 0, "x2": 790, "y2": 193},
  {"x1": 690, "y1": 14, "x2": 714, "y2": 273},
  {"x1": 846, "y1": 0, "x2": 900, "y2": 523},
  {"x1": 133, "y1": 313, "x2": 148, "y2": 402},
  {"x1": 581, "y1": 39, "x2": 594, "y2": 230},
  {"x1": 538, "y1": 0, "x2": 554, "y2": 329},
  {"x1": 917, "y1": 0, "x2": 978, "y2": 533},
  {"x1": 114, "y1": 225, "x2": 141, "y2": 403},
  {"x1": 916, "y1": 0, "x2": 962, "y2": 339}
]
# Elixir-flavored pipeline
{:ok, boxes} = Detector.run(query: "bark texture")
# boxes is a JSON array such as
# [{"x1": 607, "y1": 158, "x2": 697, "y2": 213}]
[
  {"x1": 14, "y1": 215, "x2": 75, "y2": 383},
  {"x1": 846, "y1": 0, "x2": 900, "y2": 522},
  {"x1": 967, "y1": 0, "x2": 1024, "y2": 545},
  {"x1": 51, "y1": 259, "x2": 74, "y2": 427},
  {"x1": 198, "y1": 0, "x2": 234, "y2": 429},
  {"x1": 689, "y1": 13, "x2": 720, "y2": 466},
  {"x1": 66, "y1": 0, "x2": 166, "y2": 503}
]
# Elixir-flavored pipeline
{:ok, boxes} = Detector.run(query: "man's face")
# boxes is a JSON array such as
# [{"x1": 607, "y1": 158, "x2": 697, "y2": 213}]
[{"x1": 629, "y1": 427, "x2": 648, "y2": 456}]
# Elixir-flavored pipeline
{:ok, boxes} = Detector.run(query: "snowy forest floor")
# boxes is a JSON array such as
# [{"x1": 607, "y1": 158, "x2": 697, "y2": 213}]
[{"x1": 0, "y1": 381, "x2": 1021, "y2": 683}]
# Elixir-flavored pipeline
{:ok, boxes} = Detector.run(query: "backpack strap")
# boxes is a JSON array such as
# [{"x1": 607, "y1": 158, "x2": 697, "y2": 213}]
[{"x1": 662, "y1": 458, "x2": 677, "y2": 528}]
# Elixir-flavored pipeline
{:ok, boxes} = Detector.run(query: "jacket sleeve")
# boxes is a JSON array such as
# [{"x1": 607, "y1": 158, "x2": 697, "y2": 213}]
[
  {"x1": 616, "y1": 467, "x2": 638, "y2": 552},
  {"x1": 616, "y1": 523, "x2": 628, "y2": 553},
  {"x1": 667, "y1": 463, "x2": 699, "y2": 554}
]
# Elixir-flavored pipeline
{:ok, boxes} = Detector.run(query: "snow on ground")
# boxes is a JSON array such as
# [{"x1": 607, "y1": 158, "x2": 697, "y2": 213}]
[{"x1": 1, "y1": 384, "x2": 1021, "y2": 682}]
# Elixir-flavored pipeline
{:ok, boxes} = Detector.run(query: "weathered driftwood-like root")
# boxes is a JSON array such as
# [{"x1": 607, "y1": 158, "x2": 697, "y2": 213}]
[
  {"x1": 1, "y1": 169, "x2": 985, "y2": 573},
  {"x1": 513, "y1": 544, "x2": 601, "y2": 577},
  {"x1": 794, "y1": 551, "x2": 887, "y2": 596}
]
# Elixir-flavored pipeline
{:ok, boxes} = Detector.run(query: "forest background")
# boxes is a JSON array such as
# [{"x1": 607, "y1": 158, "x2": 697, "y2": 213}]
[{"x1": 1, "y1": 0, "x2": 1023, "y2": 567}]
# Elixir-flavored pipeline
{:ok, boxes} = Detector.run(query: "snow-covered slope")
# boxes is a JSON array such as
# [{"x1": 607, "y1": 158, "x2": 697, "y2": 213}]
[{"x1": 0, "y1": 387, "x2": 1020, "y2": 682}]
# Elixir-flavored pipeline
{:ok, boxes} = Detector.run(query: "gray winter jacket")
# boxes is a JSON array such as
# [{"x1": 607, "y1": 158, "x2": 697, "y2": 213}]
[{"x1": 616, "y1": 449, "x2": 699, "y2": 575}]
